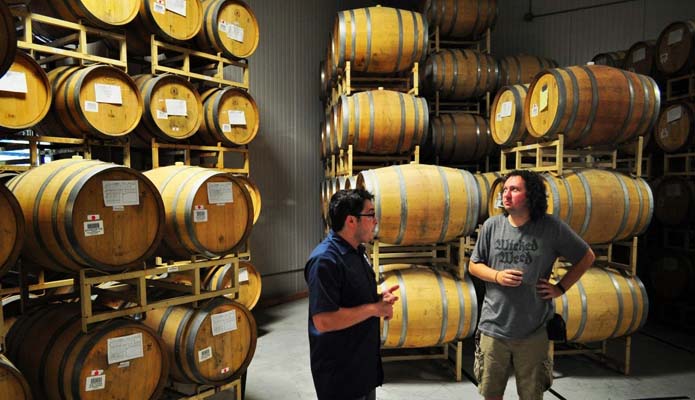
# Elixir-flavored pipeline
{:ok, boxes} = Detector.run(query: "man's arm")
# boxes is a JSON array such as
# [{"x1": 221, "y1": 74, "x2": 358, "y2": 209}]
[
  {"x1": 312, "y1": 285, "x2": 399, "y2": 333},
  {"x1": 537, "y1": 247, "x2": 595, "y2": 299}
]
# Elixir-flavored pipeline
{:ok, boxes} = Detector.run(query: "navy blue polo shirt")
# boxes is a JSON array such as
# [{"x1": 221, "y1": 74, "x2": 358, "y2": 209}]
[{"x1": 304, "y1": 231, "x2": 383, "y2": 400}]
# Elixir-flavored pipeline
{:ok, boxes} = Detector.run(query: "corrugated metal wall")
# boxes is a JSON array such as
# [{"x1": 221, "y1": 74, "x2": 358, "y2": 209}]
[{"x1": 492, "y1": 0, "x2": 695, "y2": 65}]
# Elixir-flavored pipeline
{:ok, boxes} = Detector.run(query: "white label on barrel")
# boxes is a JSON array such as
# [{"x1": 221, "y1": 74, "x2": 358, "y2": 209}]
[
  {"x1": 198, "y1": 346, "x2": 213, "y2": 362},
  {"x1": 84, "y1": 101, "x2": 99, "y2": 113},
  {"x1": 500, "y1": 101, "x2": 513, "y2": 118},
  {"x1": 239, "y1": 267, "x2": 249, "y2": 282},
  {"x1": 153, "y1": 0, "x2": 166, "y2": 14},
  {"x1": 660, "y1": 127, "x2": 670, "y2": 139},
  {"x1": 219, "y1": 21, "x2": 228, "y2": 34},
  {"x1": 208, "y1": 182, "x2": 234, "y2": 204},
  {"x1": 228, "y1": 110, "x2": 247, "y2": 125},
  {"x1": 103, "y1": 180, "x2": 140, "y2": 207},
  {"x1": 107, "y1": 333, "x2": 144, "y2": 364},
  {"x1": 85, "y1": 375, "x2": 106, "y2": 391},
  {"x1": 668, "y1": 28, "x2": 684, "y2": 45},
  {"x1": 666, "y1": 183, "x2": 681, "y2": 197},
  {"x1": 539, "y1": 85, "x2": 548, "y2": 112},
  {"x1": 227, "y1": 23, "x2": 245, "y2": 42},
  {"x1": 156, "y1": 110, "x2": 168, "y2": 119},
  {"x1": 118, "y1": 361, "x2": 130, "y2": 368},
  {"x1": 633, "y1": 47, "x2": 646, "y2": 62},
  {"x1": 165, "y1": 0, "x2": 186, "y2": 16},
  {"x1": 211, "y1": 310, "x2": 237, "y2": 336},
  {"x1": 530, "y1": 103, "x2": 539, "y2": 117},
  {"x1": 667, "y1": 106, "x2": 682, "y2": 123},
  {"x1": 95, "y1": 84, "x2": 123, "y2": 105},
  {"x1": 194, "y1": 208, "x2": 208, "y2": 222},
  {"x1": 84, "y1": 220, "x2": 104, "y2": 237},
  {"x1": 660, "y1": 52, "x2": 669, "y2": 63},
  {"x1": 495, "y1": 112, "x2": 502, "y2": 122},
  {"x1": 165, "y1": 99, "x2": 187, "y2": 116},
  {"x1": 0, "y1": 71, "x2": 28, "y2": 93},
  {"x1": 222, "y1": 123, "x2": 232, "y2": 132}
]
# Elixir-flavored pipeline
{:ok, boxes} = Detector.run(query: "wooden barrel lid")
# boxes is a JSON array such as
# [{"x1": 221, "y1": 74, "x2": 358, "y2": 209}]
[
  {"x1": 141, "y1": 0, "x2": 204, "y2": 42},
  {"x1": 0, "y1": 51, "x2": 52, "y2": 131},
  {"x1": 200, "y1": 0, "x2": 259, "y2": 59},
  {"x1": 199, "y1": 86, "x2": 259, "y2": 146},
  {"x1": 0, "y1": 1, "x2": 16, "y2": 79}
]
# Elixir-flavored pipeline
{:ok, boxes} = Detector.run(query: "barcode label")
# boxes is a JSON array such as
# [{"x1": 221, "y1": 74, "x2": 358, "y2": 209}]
[
  {"x1": 194, "y1": 209, "x2": 208, "y2": 222},
  {"x1": 153, "y1": 1, "x2": 166, "y2": 14},
  {"x1": 84, "y1": 220, "x2": 104, "y2": 237},
  {"x1": 84, "y1": 101, "x2": 99, "y2": 113},
  {"x1": 85, "y1": 375, "x2": 105, "y2": 391},
  {"x1": 199, "y1": 346, "x2": 213, "y2": 362}
]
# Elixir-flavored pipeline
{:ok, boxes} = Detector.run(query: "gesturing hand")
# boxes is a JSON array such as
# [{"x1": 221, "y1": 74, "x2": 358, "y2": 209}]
[{"x1": 381, "y1": 284, "x2": 400, "y2": 304}]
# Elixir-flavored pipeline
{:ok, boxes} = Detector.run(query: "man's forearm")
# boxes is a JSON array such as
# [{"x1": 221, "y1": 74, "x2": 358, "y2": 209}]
[{"x1": 312, "y1": 303, "x2": 377, "y2": 333}]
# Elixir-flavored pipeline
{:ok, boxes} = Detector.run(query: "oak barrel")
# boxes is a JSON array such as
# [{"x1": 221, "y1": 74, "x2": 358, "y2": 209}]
[
  {"x1": 0, "y1": 184, "x2": 23, "y2": 278},
  {"x1": 196, "y1": 0, "x2": 259, "y2": 59},
  {"x1": 357, "y1": 164, "x2": 480, "y2": 245},
  {"x1": 424, "y1": 49, "x2": 499, "y2": 100},
  {"x1": 197, "y1": 86, "x2": 259, "y2": 146},
  {"x1": 498, "y1": 55, "x2": 557, "y2": 87},
  {"x1": 654, "y1": 176, "x2": 695, "y2": 226},
  {"x1": 489, "y1": 169, "x2": 653, "y2": 244},
  {"x1": 623, "y1": 40, "x2": 657, "y2": 76},
  {"x1": 650, "y1": 253, "x2": 695, "y2": 301},
  {"x1": 29, "y1": 0, "x2": 139, "y2": 29},
  {"x1": 143, "y1": 165, "x2": 253, "y2": 258},
  {"x1": 206, "y1": 261, "x2": 262, "y2": 310},
  {"x1": 473, "y1": 172, "x2": 502, "y2": 224},
  {"x1": 41, "y1": 65, "x2": 142, "y2": 139},
  {"x1": 0, "y1": 52, "x2": 51, "y2": 132},
  {"x1": 423, "y1": 0, "x2": 497, "y2": 40},
  {"x1": 591, "y1": 50, "x2": 626, "y2": 67},
  {"x1": 6, "y1": 158, "x2": 165, "y2": 273},
  {"x1": 235, "y1": 175, "x2": 261, "y2": 224},
  {"x1": 134, "y1": 74, "x2": 203, "y2": 142},
  {"x1": 5, "y1": 303, "x2": 168, "y2": 400},
  {"x1": 553, "y1": 266, "x2": 648, "y2": 343},
  {"x1": 525, "y1": 65, "x2": 661, "y2": 147},
  {"x1": 331, "y1": 6, "x2": 428, "y2": 74},
  {"x1": 128, "y1": 0, "x2": 203, "y2": 54},
  {"x1": 656, "y1": 19, "x2": 695, "y2": 76},
  {"x1": 380, "y1": 265, "x2": 477, "y2": 348},
  {"x1": 0, "y1": 353, "x2": 31, "y2": 400},
  {"x1": 0, "y1": 1, "x2": 17, "y2": 79},
  {"x1": 490, "y1": 84, "x2": 535, "y2": 146},
  {"x1": 335, "y1": 90, "x2": 428, "y2": 154},
  {"x1": 428, "y1": 113, "x2": 495, "y2": 163},
  {"x1": 141, "y1": 297, "x2": 257, "y2": 384},
  {"x1": 654, "y1": 101, "x2": 695, "y2": 153}
]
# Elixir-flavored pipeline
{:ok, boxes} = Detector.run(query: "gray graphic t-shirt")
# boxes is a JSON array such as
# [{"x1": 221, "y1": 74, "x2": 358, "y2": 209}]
[{"x1": 471, "y1": 214, "x2": 589, "y2": 339}]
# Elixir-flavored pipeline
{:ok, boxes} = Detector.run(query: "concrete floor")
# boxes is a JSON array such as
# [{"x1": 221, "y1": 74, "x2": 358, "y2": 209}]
[{"x1": 239, "y1": 297, "x2": 695, "y2": 400}]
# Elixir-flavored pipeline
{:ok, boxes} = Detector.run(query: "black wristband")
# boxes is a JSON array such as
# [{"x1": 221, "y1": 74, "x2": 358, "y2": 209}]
[{"x1": 556, "y1": 282, "x2": 566, "y2": 294}]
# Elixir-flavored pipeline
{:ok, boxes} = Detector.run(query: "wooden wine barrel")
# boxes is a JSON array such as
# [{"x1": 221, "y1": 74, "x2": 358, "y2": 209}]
[
  {"x1": 320, "y1": 120, "x2": 328, "y2": 159},
  {"x1": 428, "y1": 113, "x2": 496, "y2": 163},
  {"x1": 328, "y1": 105, "x2": 338, "y2": 154},
  {"x1": 29, "y1": 0, "x2": 139, "y2": 30},
  {"x1": 6, "y1": 158, "x2": 165, "y2": 273},
  {"x1": 473, "y1": 172, "x2": 502, "y2": 223},
  {"x1": 423, "y1": 0, "x2": 497, "y2": 40},
  {"x1": 0, "y1": 1, "x2": 17, "y2": 79},
  {"x1": 656, "y1": 20, "x2": 695, "y2": 76},
  {"x1": 134, "y1": 74, "x2": 203, "y2": 142},
  {"x1": 196, "y1": 0, "x2": 259, "y2": 59},
  {"x1": 380, "y1": 265, "x2": 477, "y2": 348},
  {"x1": 553, "y1": 266, "x2": 648, "y2": 343},
  {"x1": 650, "y1": 254, "x2": 695, "y2": 301},
  {"x1": 331, "y1": 6, "x2": 428, "y2": 74},
  {"x1": 335, "y1": 90, "x2": 428, "y2": 154},
  {"x1": 6, "y1": 303, "x2": 168, "y2": 400},
  {"x1": 357, "y1": 164, "x2": 480, "y2": 245},
  {"x1": 128, "y1": 0, "x2": 203, "y2": 55},
  {"x1": 489, "y1": 169, "x2": 653, "y2": 244},
  {"x1": 141, "y1": 297, "x2": 257, "y2": 384},
  {"x1": 143, "y1": 165, "x2": 253, "y2": 258},
  {"x1": 41, "y1": 64, "x2": 142, "y2": 139},
  {"x1": 206, "y1": 261, "x2": 262, "y2": 310},
  {"x1": 235, "y1": 175, "x2": 261, "y2": 224},
  {"x1": 197, "y1": 86, "x2": 259, "y2": 146},
  {"x1": 623, "y1": 40, "x2": 657, "y2": 76},
  {"x1": 0, "y1": 354, "x2": 31, "y2": 400},
  {"x1": 424, "y1": 49, "x2": 499, "y2": 100},
  {"x1": 525, "y1": 65, "x2": 661, "y2": 148},
  {"x1": 490, "y1": 84, "x2": 536, "y2": 146},
  {"x1": 654, "y1": 101, "x2": 695, "y2": 153},
  {"x1": 0, "y1": 184, "x2": 23, "y2": 279},
  {"x1": 654, "y1": 176, "x2": 695, "y2": 226},
  {"x1": 591, "y1": 50, "x2": 626, "y2": 67},
  {"x1": 497, "y1": 55, "x2": 557, "y2": 87},
  {"x1": 320, "y1": 179, "x2": 329, "y2": 223},
  {"x1": 0, "y1": 52, "x2": 52, "y2": 132}
]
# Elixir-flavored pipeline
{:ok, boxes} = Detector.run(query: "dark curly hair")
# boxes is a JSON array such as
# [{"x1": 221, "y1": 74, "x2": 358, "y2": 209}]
[
  {"x1": 329, "y1": 189, "x2": 374, "y2": 232},
  {"x1": 502, "y1": 170, "x2": 548, "y2": 221}
]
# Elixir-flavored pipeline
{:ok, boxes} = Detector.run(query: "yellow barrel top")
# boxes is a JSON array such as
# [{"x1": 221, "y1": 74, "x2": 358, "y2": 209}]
[
  {"x1": 205, "y1": 0, "x2": 259, "y2": 58},
  {"x1": 0, "y1": 51, "x2": 52, "y2": 130}
]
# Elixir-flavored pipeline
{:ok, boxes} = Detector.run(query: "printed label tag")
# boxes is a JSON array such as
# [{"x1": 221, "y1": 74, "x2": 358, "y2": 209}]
[
  {"x1": 194, "y1": 208, "x2": 208, "y2": 222},
  {"x1": 198, "y1": 346, "x2": 213, "y2": 362},
  {"x1": 156, "y1": 109, "x2": 168, "y2": 119},
  {"x1": 95, "y1": 84, "x2": 123, "y2": 104},
  {"x1": 211, "y1": 310, "x2": 237, "y2": 336},
  {"x1": 539, "y1": 85, "x2": 548, "y2": 112},
  {"x1": 227, "y1": 23, "x2": 244, "y2": 42},
  {"x1": 668, "y1": 28, "x2": 684, "y2": 45},
  {"x1": 85, "y1": 375, "x2": 106, "y2": 391},
  {"x1": 0, "y1": 71, "x2": 28, "y2": 93},
  {"x1": 153, "y1": 0, "x2": 166, "y2": 14},
  {"x1": 84, "y1": 101, "x2": 99, "y2": 113},
  {"x1": 207, "y1": 182, "x2": 234, "y2": 204},
  {"x1": 103, "y1": 180, "x2": 140, "y2": 207},
  {"x1": 84, "y1": 220, "x2": 104, "y2": 237},
  {"x1": 222, "y1": 123, "x2": 232, "y2": 132},
  {"x1": 660, "y1": 127, "x2": 669, "y2": 139},
  {"x1": 228, "y1": 110, "x2": 247, "y2": 125},
  {"x1": 530, "y1": 103, "x2": 539, "y2": 117},
  {"x1": 239, "y1": 267, "x2": 249, "y2": 282},
  {"x1": 165, "y1": 99, "x2": 187, "y2": 116},
  {"x1": 499, "y1": 101, "x2": 512, "y2": 118},
  {"x1": 667, "y1": 106, "x2": 682, "y2": 123},
  {"x1": 107, "y1": 333, "x2": 144, "y2": 365},
  {"x1": 165, "y1": 0, "x2": 186, "y2": 16},
  {"x1": 632, "y1": 47, "x2": 646, "y2": 63}
]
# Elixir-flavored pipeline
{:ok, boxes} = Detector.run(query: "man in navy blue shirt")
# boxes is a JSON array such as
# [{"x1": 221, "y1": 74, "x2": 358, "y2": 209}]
[{"x1": 305, "y1": 189, "x2": 399, "y2": 400}]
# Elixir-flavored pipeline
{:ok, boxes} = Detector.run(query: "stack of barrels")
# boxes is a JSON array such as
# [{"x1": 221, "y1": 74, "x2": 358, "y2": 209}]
[{"x1": 0, "y1": 0, "x2": 264, "y2": 396}]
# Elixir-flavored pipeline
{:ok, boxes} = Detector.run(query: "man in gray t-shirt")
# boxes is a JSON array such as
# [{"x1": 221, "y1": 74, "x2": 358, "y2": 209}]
[{"x1": 469, "y1": 170, "x2": 595, "y2": 400}]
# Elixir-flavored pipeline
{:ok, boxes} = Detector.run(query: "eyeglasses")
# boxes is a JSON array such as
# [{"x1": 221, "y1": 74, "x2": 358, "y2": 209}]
[{"x1": 356, "y1": 213, "x2": 376, "y2": 219}]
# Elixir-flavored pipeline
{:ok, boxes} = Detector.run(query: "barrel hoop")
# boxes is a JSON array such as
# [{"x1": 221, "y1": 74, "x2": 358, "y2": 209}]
[
  {"x1": 464, "y1": 274, "x2": 478, "y2": 338},
  {"x1": 396, "y1": 270, "x2": 408, "y2": 347},
  {"x1": 363, "y1": 170, "x2": 381, "y2": 238},
  {"x1": 449, "y1": 0, "x2": 460, "y2": 37},
  {"x1": 474, "y1": 175, "x2": 485, "y2": 217},
  {"x1": 473, "y1": 114, "x2": 482, "y2": 160},
  {"x1": 62, "y1": 314, "x2": 112, "y2": 397},
  {"x1": 630, "y1": 177, "x2": 645, "y2": 236},
  {"x1": 139, "y1": 75, "x2": 157, "y2": 134},
  {"x1": 572, "y1": 279, "x2": 589, "y2": 342},
  {"x1": 72, "y1": 66, "x2": 110, "y2": 136},
  {"x1": 513, "y1": 55, "x2": 522, "y2": 84},
  {"x1": 396, "y1": 95, "x2": 407, "y2": 152},
  {"x1": 454, "y1": 274, "x2": 466, "y2": 340},
  {"x1": 413, "y1": 92, "x2": 421, "y2": 154},
  {"x1": 436, "y1": 166, "x2": 451, "y2": 243},
  {"x1": 450, "y1": 50, "x2": 460, "y2": 97},
  {"x1": 472, "y1": 0, "x2": 482, "y2": 37},
  {"x1": 394, "y1": 166, "x2": 408, "y2": 244},
  {"x1": 185, "y1": 172, "x2": 223, "y2": 257},
  {"x1": 646, "y1": 76, "x2": 662, "y2": 135},
  {"x1": 616, "y1": 70, "x2": 636, "y2": 143},
  {"x1": 447, "y1": 113, "x2": 457, "y2": 162},
  {"x1": 636, "y1": 277, "x2": 649, "y2": 330},
  {"x1": 431, "y1": 53, "x2": 440, "y2": 91},
  {"x1": 560, "y1": 175, "x2": 574, "y2": 223},
  {"x1": 173, "y1": 169, "x2": 218, "y2": 256},
  {"x1": 634, "y1": 74, "x2": 652, "y2": 136},
  {"x1": 206, "y1": 89, "x2": 224, "y2": 141},
  {"x1": 639, "y1": 177, "x2": 654, "y2": 236},
  {"x1": 430, "y1": 269, "x2": 447, "y2": 345},
  {"x1": 511, "y1": 85, "x2": 524, "y2": 143},
  {"x1": 187, "y1": 303, "x2": 218, "y2": 383},
  {"x1": 560, "y1": 291, "x2": 569, "y2": 330},
  {"x1": 472, "y1": 50, "x2": 482, "y2": 95},
  {"x1": 576, "y1": 66, "x2": 600, "y2": 145},
  {"x1": 562, "y1": 67, "x2": 581, "y2": 137},
  {"x1": 535, "y1": 56, "x2": 544, "y2": 75},
  {"x1": 419, "y1": 97, "x2": 430, "y2": 147},
  {"x1": 367, "y1": 91, "x2": 376, "y2": 150},
  {"x1": 393, "y1": 8, "x2": 404, "y2": 74},
  {"x1": 605, "y1": 269, "x2": 625, "y2": 339},
  {"x1": 431, "y1": 117, "x2": 440, "y2": 158},
  {"x1": 364, "y1": 7, "x2": 373, "y2": 71},
  {"x1": 609, "y1": 171, "x2": 631, "y2": 242},
  {"x1": 174, "y1": 307, "x2": 196, "y2": 379},
  {"x1": 39, "y1": 312, "x2": 82, "y2": 400},
  {"x1": 575, "y1": 171, "x2": 592, "y2": 237},
  {"x1": 380, "y1": 281, "x2": 389, "y2": 344},
  {"x1": 207, "y1": 1, "x2": 223, "y2": 53},
  {"x1": 542, "y1": 174, "x2": 560, "y2": 218},
  {"x1": 338, "y1": 11, "x2": 346, "y2": 67},
  {"x1": 624, "y1": 274, "x2": 640, "y2": 335},
  {"x1": 546, "y1": 68, "x2": 567, "y2": 136},
  {"x1": 352, "y1": 95, "x2": 361, "y2": 149},
  {"x1": 214, "y1": 263, "x2": 233, "y2": 290},
  {"x1": 62, "y1": 67, "x2": 89, "y2": 134},
  {"x1": 461, "y1": 170, "x2": 479, "y2": 236},
  {"x1": 341, "y1": 95, "x2": 350, "y2": 149},
  {"x1": 420, "y1": 15, "x2": 430, "y2": 64}
]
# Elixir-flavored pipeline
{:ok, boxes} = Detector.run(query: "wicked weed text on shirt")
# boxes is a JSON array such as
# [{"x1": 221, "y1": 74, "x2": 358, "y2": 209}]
[{"x1": 494, "y1": 238, "x2": 539, "y2": 265}]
